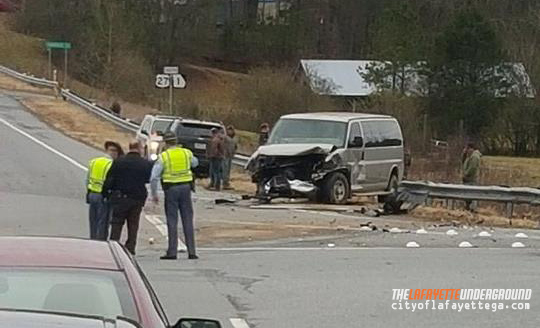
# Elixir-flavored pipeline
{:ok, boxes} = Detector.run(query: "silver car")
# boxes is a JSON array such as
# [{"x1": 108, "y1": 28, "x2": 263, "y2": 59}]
[{"x1": 246, "y1": 112, "x2": 404, "y2": 204}]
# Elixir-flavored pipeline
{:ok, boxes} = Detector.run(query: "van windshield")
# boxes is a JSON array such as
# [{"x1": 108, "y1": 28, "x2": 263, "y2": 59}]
[{"x1": 268, "y1": 119, "x2": 347, "y2": 147}]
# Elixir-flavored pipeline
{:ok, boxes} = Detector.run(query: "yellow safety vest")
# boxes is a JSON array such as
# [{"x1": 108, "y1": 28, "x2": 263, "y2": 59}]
[
  {"x1": 87, "y1": 157, "x2": 113, "y2": 193},
  {"x1": 161, "y1": 147, "x2": 193, "y2": 183}
]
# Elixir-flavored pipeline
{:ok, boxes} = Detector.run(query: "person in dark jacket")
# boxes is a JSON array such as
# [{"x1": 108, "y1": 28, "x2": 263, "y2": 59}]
[
  {"x1": 102, "y1": 140, "x2": 153, "y2": 255},
  {"x1": 206, "y1": 128, "x2": 225, "y2": 191},
  {"x1": 223, "y1": 125, "x2": 238, "y2": 190},
  {"x1": 258, "y1": 123, "x2": 270, "y2": 146}
]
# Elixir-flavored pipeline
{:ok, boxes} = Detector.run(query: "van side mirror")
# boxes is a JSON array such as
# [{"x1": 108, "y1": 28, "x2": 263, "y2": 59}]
[
  {"x1": 173, "y1": 318, "x2": 222, "y2": 328},
  {"x1": 350, "y1": 136, "x2": 363, "y2": 148},
  {"x1": 140, "y1": 130, "x2": 148, "y2": 136}
]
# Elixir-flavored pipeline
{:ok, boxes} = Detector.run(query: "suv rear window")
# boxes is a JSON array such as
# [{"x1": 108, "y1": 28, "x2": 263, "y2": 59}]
[
  {"x1": 176, "y1": 123, "x2": 219, "y2": 138},
  {"x1": 151, "y1": 120, "x2": 172, "y2": 134}
]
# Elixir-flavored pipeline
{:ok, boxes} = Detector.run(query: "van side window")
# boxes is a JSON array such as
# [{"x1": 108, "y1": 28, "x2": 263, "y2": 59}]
[
  {"x1": 361, "y1": 120, "x2": 402, "y2": 148},
  {"x1": 348, "y1": 122, "x2": 362, "y2": 145}
]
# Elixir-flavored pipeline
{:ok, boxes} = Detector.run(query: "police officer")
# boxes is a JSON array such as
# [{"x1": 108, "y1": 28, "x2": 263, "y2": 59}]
[
  {"x1": 150, "y1": 132, "x2": 199, "y2": 260},
  {"x1": 86, "y1": 141, "x2": 122, "y2": 240}
]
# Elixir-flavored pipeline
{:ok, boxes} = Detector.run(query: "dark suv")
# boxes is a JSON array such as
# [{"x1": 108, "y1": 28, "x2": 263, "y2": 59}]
[{"x1": 168, "y1": 118, "x2": 224, "y2": 178}]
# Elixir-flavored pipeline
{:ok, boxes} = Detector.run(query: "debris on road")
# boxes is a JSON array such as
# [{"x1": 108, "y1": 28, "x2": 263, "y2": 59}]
[{"x1": 215, "y1": 198, "x2": 237, "y2": 205}]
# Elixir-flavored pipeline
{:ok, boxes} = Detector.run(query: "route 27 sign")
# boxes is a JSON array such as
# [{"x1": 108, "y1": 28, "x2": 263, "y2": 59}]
[
  {"x1": 155, "y1": 72, "x2": 186, "y2": 89},
  {"x1": 155, "y1": 74, "x2": 170, "y2": 88}
]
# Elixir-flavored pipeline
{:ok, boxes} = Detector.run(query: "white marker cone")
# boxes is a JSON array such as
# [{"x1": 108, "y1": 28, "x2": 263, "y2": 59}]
[
  {"x1": 515, "y1": 233, "x2": 528, "y2": 239},
  {"x1": 390, "y1": 227, "x2": 402, "y2": 233},
  {"x1": 406, "y1": 241, "x2": 420, "y2": 248},
  {"x1": 459, "y1": 241, "x2": 473, "y2": 248},
  {"x1": 478, "y1": 231, "x2": 492, "y2": 237},
  {"x1": 327, "y1": 243, "x2": 336, "y2": 248},
  {"x1": 512, "y1": 242, "x2": 525, "y2": 248},
  {"x1": 416, "y1": 228, "x2": 428, "y2": 234},
  {"x1": 446, "y1": 229, "x2": 459, "y2": 236},
  {"x1": 359, "y1": 226, "x2": 372, "y2": 232}
]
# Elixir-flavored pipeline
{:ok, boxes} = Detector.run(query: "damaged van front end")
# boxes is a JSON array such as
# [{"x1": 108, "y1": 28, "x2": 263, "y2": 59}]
[{"x1": 246, "y1": 144, "x2": 347, "y2": 201}]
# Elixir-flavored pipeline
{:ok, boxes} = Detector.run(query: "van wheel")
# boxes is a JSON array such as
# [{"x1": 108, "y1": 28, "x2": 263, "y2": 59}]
[
  {"x1": 378, "y1": 173, "x2": 399, "y2": 203},
  {"x1": 321, "y1": 172, "x2": 350, "y2": 204}
]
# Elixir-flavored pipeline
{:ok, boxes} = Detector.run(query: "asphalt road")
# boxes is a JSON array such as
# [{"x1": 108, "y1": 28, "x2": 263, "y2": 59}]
[{"x1": 2, "y1": 90, "x2": 540, "y2": 328}]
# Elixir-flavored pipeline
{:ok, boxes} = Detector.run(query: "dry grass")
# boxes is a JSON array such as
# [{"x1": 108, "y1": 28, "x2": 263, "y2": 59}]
[
  {"x1": 411, "y1": 206, "x2": 539, "y2": 229},
  {"x1": 482, "y1": 156, "x2": 540, "y2": 187},
  {"x1": 0, "y1": 74, "x2": 51, "y2": 94},
  {"x1": 21, "y1": 97, "x2": 133, "y2": 151},
  {"x1": 409, "y1": 147, "x2": 540, "y2": 188}
]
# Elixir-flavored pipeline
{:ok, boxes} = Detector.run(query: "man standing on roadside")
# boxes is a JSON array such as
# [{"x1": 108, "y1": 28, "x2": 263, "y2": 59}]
[
  {"x1": 223, "y1": 125, "x2": 238, "y2": 190},
  {"x1": 207, "y1": 128, "x2": 225, "y2": 191},
  {"x1": 462, "y1": 142, "x2": 482, "y2": 210},
  {"x1": 150, "y1": 132, "x2": 199, "y2": 260},
  {"x1": 258, "y1": 123, "x2": 270, "y2": 146},
  {"x1": 103, "y1": 140, "x2": 153, "y2": 255},
  {"x1": 86, "y1": 141, "x2": 123, "y2": 240}
]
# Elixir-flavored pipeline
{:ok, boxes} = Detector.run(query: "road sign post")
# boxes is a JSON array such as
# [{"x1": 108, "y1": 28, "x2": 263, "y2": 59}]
[
  {"x1": 45, "y1": 41, "x2": 72, "y2": 87},
  {"x1": 155, "y1": 66, "x2": 186, "y2": 114}
]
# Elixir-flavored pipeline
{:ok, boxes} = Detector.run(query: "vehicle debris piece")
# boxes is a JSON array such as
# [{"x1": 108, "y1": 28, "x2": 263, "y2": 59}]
[{"x1": 215, "y1": 198, "x2": 237, "y2": 205}]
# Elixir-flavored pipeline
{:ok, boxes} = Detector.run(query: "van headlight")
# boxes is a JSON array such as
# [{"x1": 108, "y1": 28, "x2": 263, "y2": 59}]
[{"x1": 150, "y1": 153, "x2": 158, "y2": 161}]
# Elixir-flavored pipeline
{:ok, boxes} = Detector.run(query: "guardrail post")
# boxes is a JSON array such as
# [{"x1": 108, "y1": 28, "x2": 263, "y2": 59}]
[{"x1": 505, "y1": 202, "x2": 514, "y2": 218}]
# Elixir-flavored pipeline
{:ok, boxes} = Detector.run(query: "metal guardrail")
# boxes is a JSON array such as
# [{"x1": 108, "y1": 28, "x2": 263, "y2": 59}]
[
  {"x1": 398, "y1": 180, "x2": 540, "y2": 217},
  {"x1": 1, "y1": 64, "x2": 250, "y2": 166},
  {"x1": 60, "y1": 89, "x2": 140, "y2": 132},
  {"x1": 233, "y1": 154, "x2": 250, "y2": 167},
  {"x1": 0, "y1": 65, "x2": 58, "y2": 88}
]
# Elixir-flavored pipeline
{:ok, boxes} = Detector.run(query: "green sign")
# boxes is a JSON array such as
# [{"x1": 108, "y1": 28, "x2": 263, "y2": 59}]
[{"x1": 45, "y1": 41, "x2": 72, "y2": 50}]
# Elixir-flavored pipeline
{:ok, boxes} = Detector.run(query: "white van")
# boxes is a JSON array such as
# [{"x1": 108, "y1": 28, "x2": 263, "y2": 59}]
[{"x1": 246, "y1": 112, "x2": 404, "y2": 204}]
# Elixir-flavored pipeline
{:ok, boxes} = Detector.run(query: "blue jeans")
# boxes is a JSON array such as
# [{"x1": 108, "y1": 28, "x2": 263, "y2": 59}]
[
  {"x1": 88, "y1": 192, "x2": 110, "y2": 240},
  {"x1": 164, "y1": 184, "x2": 196, "y2": 256},
  {"x1": 223, "y1": 157, "x2": 232, "y2": 186},
  {"x1": 209, "y1": 158, "x2": 224, "y2": 189}
]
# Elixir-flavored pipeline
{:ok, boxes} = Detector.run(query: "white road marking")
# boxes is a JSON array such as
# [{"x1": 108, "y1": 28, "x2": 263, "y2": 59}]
[
  {"x1": 144, "y1": 215, "x2": 187, "y2": 252},
  {"x1": 229, "y1": 318, "x2": 250, "y2": 328},
  {"x1": 197, "y1": 246, "x2": 530, "y2": 252},
  {"x1": 0, "y1": 116, "x2": 189, "y2": 252},
  {"x1": 0, "y1": 117, "x2": 88, "y2": 171}
]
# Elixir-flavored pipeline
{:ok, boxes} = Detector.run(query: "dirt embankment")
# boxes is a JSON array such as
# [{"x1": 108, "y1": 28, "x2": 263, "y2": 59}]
[{"x1": 21, "y1": 95, "x2": 133, "y2": 151}]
